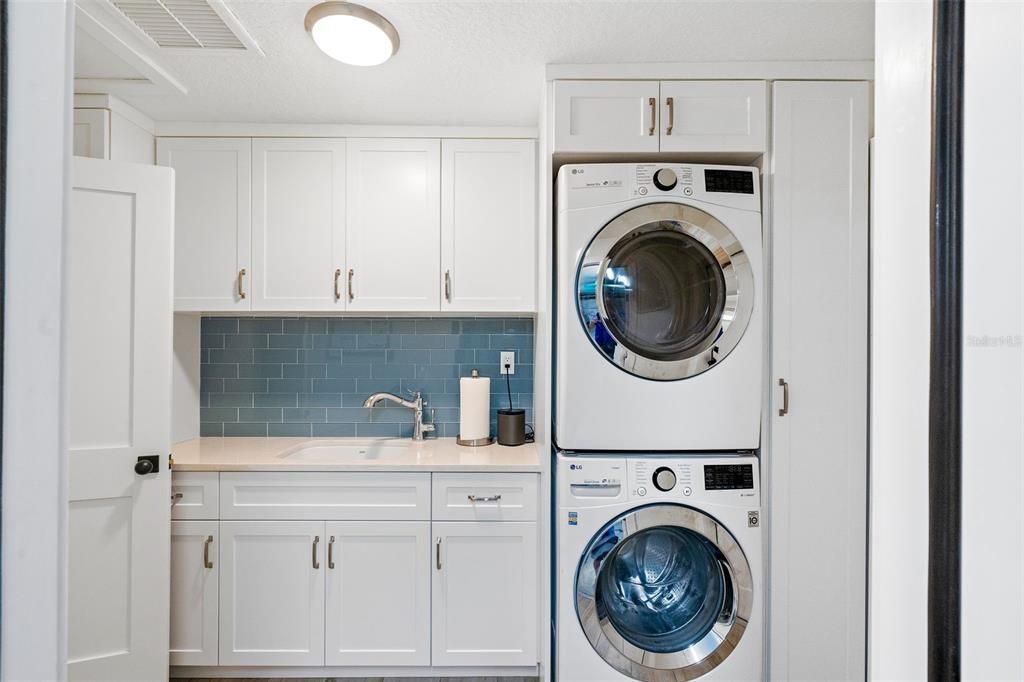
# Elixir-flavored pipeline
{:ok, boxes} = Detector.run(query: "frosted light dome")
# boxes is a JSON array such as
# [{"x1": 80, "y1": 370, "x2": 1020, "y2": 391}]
[{"x1": 305, "y1": 2, "x2": 399, "y2": 67}]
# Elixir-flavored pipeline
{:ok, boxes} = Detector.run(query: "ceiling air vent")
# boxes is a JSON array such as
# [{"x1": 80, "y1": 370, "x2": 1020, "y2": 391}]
[{"x1": 110, "y1": 0, "x2": 256, "y2": 51}]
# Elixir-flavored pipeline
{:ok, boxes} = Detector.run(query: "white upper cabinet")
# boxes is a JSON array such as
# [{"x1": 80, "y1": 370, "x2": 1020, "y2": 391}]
[
  {"x1": 432, "y1": 521, "x2": 538, "y2": 667},
  {"x1": 157, "y1": 138, "x2": 252, "y2": 312},
  {"x1": 73, "y1": 109, "x2": 110, "y2": 159},
  {"x1": 324, "y1": 521, "x2": 430, "y2": 666},
  {"x1": 441, "y1": 139, "x2": 536, "y2": 312},
  {"x1": 251, "y1": 139, "x2": 346, "y2": 311},
  {"x1": 554, "y1": 80, "x2": 660, "y2": 153},
  {"x1": 659, "y1": 80, "x2": 767, "y2": 153},
  {"x1": 553, "y1": 80, "x2": 767, "y2": 154},
  {"x1": 345, "y1": 138, "x2": 441, "y2": 311}
]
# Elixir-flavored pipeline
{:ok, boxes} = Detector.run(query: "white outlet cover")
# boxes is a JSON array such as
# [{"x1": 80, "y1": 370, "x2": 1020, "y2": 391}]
[{"x1": 500, "y1": 351, "x2": 515, "y2": 374}]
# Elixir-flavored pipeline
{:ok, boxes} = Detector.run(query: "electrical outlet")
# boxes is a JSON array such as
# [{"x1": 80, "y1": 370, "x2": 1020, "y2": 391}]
[{"x1": 500, "y1": 351, "x2": 515, "y2": 375}]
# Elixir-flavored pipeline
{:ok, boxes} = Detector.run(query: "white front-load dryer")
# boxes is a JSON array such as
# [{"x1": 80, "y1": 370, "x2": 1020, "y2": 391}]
[
  {"x1": 556, "y1": 453, "x2": 763, "y2": 682},
  {"x1": 555, "y1": 163, "x2": 763, "y2": 451}
]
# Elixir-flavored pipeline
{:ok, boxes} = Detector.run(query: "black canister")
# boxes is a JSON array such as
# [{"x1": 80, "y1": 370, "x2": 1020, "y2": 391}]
[{"x1": 497, "y1": 409, "x2": 526, "y2": 446}]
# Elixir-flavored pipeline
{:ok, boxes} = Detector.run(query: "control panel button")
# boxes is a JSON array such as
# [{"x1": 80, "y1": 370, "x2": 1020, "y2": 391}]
[
  {"x1": 637, "y1": 486, "x2": 647, "y2": 497},
  {"x1": 638, "y1": 186, "x2": 648, "y2": 196},
  {"x1": 653, "y1": 467, "x2": 677, "y2": 492},
  {"x1": 653, "y1": 168, "x2": 678, "y2": 192},
  {"x1": 683, "y1": 486, "x2": 693, "y2": 496}
]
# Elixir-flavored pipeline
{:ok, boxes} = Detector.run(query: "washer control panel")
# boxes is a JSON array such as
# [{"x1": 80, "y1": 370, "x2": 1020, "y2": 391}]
[{"x1": 626, "y1": 458, "x2": 758, "y2": 501}]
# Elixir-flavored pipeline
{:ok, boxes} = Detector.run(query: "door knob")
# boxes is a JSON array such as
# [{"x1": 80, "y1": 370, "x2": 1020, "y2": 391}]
[{"x1": 134, "y1": 455, "x2": 160, "y2": 476}]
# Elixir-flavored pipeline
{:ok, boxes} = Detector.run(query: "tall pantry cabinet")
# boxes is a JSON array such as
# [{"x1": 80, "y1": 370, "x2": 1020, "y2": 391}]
[{"x1": 768, "y1": 81, "x2": 869, "y2": 682}]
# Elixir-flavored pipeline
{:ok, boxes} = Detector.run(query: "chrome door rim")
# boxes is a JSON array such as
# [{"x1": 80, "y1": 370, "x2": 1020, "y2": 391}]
[
  {"x1": 577, "y1": 202, "x2": 755, "y2": 381},
  {"x1": 575, "y1": 504, "x2": 753, "y2": 681}
]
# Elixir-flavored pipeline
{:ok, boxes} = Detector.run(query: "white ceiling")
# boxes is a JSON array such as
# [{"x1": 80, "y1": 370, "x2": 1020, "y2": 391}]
[{"x1": 74, "y1": 0, "x2": 875, "y2": 126}]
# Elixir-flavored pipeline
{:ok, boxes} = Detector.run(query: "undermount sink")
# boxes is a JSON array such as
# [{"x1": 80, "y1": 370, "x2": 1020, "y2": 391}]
[{"x1": 281, "y1": 440, "x2": 412, "y2": 462}]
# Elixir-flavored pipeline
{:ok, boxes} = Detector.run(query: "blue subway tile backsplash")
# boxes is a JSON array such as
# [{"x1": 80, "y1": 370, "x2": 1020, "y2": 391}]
[{"x1": 199, "y1": 317, "x2": 535, "y2": 439}]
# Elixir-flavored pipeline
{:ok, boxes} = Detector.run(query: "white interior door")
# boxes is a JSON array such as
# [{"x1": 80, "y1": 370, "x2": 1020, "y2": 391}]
[
  {"x1": 324, "y1": 521, "x2": 430, "y2": 666},
  {"x1": 345, "y1": 138, "x2": 441, "y2": 311},
  {"x1": 251, "y1": 138, "x2": 346, "y2": 311},
  {"x1": 68, "y1": 157, "x2": 174, "y2": 681}
]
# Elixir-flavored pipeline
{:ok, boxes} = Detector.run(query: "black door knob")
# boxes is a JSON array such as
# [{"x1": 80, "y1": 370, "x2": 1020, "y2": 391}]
[{"x1": 134, "y1": 455, "x2": 159, "y2": 476}]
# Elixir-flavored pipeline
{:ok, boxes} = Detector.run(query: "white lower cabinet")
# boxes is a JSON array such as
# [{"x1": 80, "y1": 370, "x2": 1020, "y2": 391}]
[
  {"x1": 170, "y1": 521, "x2": 219, "y2": 666},
  {"x1": 324, "y1": 521, "x2": 431, "y2": 666},
  {"x1": 218, "y1": 521, "x2": 325, "y2": 666},
  {"x1": 170, "y1": 471, "x2": 539, "y2": 673},
  {"x1": 432, "y1": 521, "x2": 538, "y2": 667}
]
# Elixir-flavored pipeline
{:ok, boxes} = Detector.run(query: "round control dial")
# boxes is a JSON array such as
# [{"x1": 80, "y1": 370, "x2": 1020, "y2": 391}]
[
  {"x1": 652, "y1": 466, "x2": 677, "y2": 492},
  {"x1": 653, "y1": 168, "x2": 678, "y2": 192}
]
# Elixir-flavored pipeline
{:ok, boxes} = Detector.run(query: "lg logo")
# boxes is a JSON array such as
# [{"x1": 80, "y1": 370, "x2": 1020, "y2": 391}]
[{"x1": 570, "y1": 464, "x2": 583, "y2": 470}]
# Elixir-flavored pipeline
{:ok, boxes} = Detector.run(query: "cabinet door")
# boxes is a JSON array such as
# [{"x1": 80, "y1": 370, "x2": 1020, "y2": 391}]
[
  {"x1": 769, "y1": 81, "x2": 869, "y2": 682},
  {"x1": 251, "y1": 139, "x2": 346, "y2": 311},
  {"x1": 346, "y1": 138, "x2": 441, "y2": 311},
  {"x1": 441, "y1": 139, "x2": 536, "y2": 312},
  {"x1": 553, "y1": 80, "x2": 660, "y2": 153},
  {"x1": 72, "y1": 109, "x2": 110, "y2": 159},
  {"x1": 432, "y1": 522, "x2": 538, "y2": 666},
  {"x1": 157, "y1": 138, "x2": 251, "y2": 311},
  {"x1": 324, "y1": 521, "x2": 430, "y2": 666},
  {"x1": 659, "y1": 80, "x2": 767, "y2": 153},
  {"x1": 219, "y1": 521, "x2": 325, "y2": 666},
  {"x1": 170, "y1": 521, "x2": 218, "y2": 666}
]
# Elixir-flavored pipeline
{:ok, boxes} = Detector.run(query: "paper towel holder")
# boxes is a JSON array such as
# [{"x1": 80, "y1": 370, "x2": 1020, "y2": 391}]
[{"x1": 457, "y1": 369, "x2": 495, "y2": 447}]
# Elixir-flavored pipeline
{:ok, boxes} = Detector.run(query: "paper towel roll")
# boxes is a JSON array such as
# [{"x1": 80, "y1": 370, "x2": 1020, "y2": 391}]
[{"x1": 459, "y1": 370, "x2": 491, "y2": 443}]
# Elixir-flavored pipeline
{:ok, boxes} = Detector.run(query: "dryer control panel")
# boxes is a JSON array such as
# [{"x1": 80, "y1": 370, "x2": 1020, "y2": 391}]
[{"x1": 626, "y1": 457, "x2": 759, "y2": 502}]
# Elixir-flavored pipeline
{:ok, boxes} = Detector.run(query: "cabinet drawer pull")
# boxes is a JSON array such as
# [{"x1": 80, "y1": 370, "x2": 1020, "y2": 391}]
[
  {"x1": 328, "y1": 535, "x2": 335, "y2": 569},
  {"x1": 312, "y1": 535, "x2": 320, "y2": 569},
  {"x1": 436, "y1": 537, "x2": 442, "y2": 570},
  {"x1": 334, "y1": 268, "x2": 342, "y2": 302},
  {"x1": 666, "y1": 97, "x2": 675, "y2": 135},
  {"x1": 444, "y1": 270, "x2": 452, "y2": 303},
  {"x1": 203, "y1": 535, "x2": 214, "y2": 569},
  {"x1": 467, "y1": 494, "x2": 502, "y2": 503},
  {"x1": 237, "y1": 268, "x2": 247, "y2": 300},
  {"x1": 347, "y1": 268, "x2": 354, "y2": 302},
  {"x1": 648, "y1": 97, "x2": 656, "y2": 136}
]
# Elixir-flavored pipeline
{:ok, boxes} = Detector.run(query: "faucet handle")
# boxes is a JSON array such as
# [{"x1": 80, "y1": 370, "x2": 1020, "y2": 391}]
[{"x1": 423, "y1": 408, "x2": 436, "y2": 434}]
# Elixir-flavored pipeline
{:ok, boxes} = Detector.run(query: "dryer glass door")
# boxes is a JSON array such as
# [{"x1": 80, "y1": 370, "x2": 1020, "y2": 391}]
[
  {"x1": 577, "y1": 202, "x2": 754, "y2": 381},
  {"x1": 575, "y1": 504, "x2": 753, "y2": 681}
]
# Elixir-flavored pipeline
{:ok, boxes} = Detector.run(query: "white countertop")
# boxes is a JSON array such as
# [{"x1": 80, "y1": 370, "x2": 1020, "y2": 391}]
[{"x1": 171, "y1": 437, "x2": 542, "y2": 473}]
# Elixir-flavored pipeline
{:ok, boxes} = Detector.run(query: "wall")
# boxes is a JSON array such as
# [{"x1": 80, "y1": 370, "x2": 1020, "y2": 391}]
[
  {"x1": 870, "y1": 2, "x2": 932, "y2": 679},
  {"x1": 962, "y1": 3, "x2": 1024, "y2": 679},
  {"x1": 2, "y1": 0, "x2": 73, "y2": 679},
  {"x1": 199, "y1": 317, "x2": 534, "y2": 438}
]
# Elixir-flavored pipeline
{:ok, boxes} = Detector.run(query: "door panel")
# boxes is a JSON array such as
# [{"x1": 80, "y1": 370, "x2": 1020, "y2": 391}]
[
  {"x1": 157, "y1": 138, "x2": 251, "y2": 311},
  {"x1": 219, "y1": 521, "x2": 325, "y2": 666},
  {"x1": 769, "y1": 81, "x2": 869, "y2": 681},
  {"x1": 346, "y1": 138, "x2": 441, "y2": 311},
  {"x1": 432, "y1": 522, "x2": 538, "y2": 666},
  {"x1": 170, "y1": 521, "x2": 219, "y2": 665},
  {"x1": 68, "y1": 157, "x2": 174, "y2": 681},
  {"x1": 659, "y1": 81, "x2": 767, "y2": 153},
  {"x1": 325, "y1": 521, "x2": 430, "y2": 666},
  {"x1": 553, "y1": 81, "x2": 660, "y2": 153},
  {"x1": 252, "y1": 138, "x2": 346, "y2": 311},
  {"x1": 441, "y1": 139, "x2": 536, "y2": 312}
]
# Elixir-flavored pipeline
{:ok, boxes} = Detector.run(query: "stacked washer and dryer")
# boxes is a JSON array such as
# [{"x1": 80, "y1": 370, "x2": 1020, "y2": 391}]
[{"x1": 554, "y1": 163, "x2": 765, "y2": 681}]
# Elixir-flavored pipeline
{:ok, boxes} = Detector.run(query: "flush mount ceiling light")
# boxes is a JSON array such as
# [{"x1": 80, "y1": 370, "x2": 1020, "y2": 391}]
[{"x1": 304, "y1": 1, "x2": 399, "y2": 66}]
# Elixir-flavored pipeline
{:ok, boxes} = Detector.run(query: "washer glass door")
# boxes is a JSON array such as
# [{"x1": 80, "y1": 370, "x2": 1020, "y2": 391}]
[
  {"x1": 577, "y1": 202, "x2": 754, "y2": 381},
  {"x1": 576, "y1": 504, "x2": 753, "y2": 681}
]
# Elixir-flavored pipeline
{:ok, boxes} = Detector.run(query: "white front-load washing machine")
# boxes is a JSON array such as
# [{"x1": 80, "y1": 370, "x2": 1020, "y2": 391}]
[
  {"x1": 555, "y1": 163, "x2": 763, "y2": 451},
  {"x1": 556, "y1": 453, "x2": 763, "y2": 682}
]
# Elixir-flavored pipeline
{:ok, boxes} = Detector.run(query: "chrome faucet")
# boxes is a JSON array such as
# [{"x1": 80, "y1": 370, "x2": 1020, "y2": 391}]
[{"x1": 362, "y1": 391, "x2": 436, "y2": 441}]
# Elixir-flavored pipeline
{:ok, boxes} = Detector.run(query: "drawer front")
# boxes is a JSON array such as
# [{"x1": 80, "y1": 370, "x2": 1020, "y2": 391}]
[
  {"x1": 432, "y1": 473, "x2": 539, "y2": 521},
  {"x1": 172, "y1": 472, "x2": 220, "y2": 520},
  {"x1": 220, "y1": 472, "x2": 431, "y2": 520}
]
